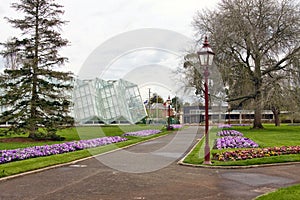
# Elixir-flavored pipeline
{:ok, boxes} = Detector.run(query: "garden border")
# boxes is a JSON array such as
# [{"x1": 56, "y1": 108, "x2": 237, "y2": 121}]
[
  {"x1": 0, "y1": 131, "x2": 172, "y2": 182},
  {"x1": 2, "y1": 128, "x2": 299, "y2": 182},
  {"x1": 177, "y1": 137, "x2": 300, "y2": 169}
]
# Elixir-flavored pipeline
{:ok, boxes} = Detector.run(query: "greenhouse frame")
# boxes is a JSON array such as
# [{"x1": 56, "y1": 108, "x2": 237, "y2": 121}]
[{"x1": 73, "y1": 78, "x2": 147, "y2": 124}]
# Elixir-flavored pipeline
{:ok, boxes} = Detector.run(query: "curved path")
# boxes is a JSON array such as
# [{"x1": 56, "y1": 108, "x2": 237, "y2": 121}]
[{"x1": 0, "y1": 126, "x2": 300, "y2": 200}]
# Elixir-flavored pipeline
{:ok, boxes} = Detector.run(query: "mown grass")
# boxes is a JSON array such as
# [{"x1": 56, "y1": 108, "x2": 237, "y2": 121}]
[
  {"x1": 231, "y1": 124, "x2": 300, "y2": 147},
  {"x1": 255, "y1": 184, "x2": 300, "y2": 200},
  {"x1": 183, "y1": 124, "x2": 300, "y2": 166},
  {"x1": 0, "y1": 125, "x2": 170, "y2": 178}
]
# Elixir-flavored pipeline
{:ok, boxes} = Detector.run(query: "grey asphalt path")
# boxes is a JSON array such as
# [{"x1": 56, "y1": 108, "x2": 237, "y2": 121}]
[{"x1": 0, "y1": 126, "x2": 300, "y2": 200}]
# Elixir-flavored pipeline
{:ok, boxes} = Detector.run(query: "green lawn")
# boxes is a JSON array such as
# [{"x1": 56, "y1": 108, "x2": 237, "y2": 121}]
[
  {"x1": 0, "y1": 124, "x2": 169, "y2": 178},
  {"x1": 183, "y1": 124, "x2": 300, "y2": 166},
  {"x1": 231, "y1": 124, "x2": 300, "y2": 147},
  {"x1": 255, "y1": 184, "x2": 300, "y2": 200}
]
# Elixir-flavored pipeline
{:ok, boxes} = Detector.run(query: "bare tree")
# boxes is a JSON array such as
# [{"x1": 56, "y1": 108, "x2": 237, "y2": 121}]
[{"x1": 193, "y1": 0, "x2": 300, "y2": 128}]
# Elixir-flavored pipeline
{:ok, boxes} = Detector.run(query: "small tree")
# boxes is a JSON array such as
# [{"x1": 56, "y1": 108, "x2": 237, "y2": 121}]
[
  {"x1": 264, "y1": 82, "x2": 285, "y2": 126},
  {"x1": 0, "y1": 0, "x2": 74, "y2": 139},
  {"x1": 150, "y1": 93, "x2": 164, "y2": 104},
  {"x1": 171, "y1": 96, "x2": 182, "y2": 112}
]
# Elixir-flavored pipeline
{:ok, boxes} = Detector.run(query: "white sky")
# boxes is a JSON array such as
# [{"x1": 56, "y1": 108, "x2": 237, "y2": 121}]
[{"x1": 0, "y1": 0, "x2": 220, "y2": 101}]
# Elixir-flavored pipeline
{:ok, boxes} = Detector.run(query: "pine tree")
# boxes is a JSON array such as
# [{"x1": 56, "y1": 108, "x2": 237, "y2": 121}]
[{"x1": 0, "y1": 0, "x2": 74, "y2": 140}]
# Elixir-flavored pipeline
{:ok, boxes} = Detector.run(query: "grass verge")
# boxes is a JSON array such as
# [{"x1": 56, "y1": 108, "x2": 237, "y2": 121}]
[{"x1": 255, "y1": 184, "x2": 300, "y2": 200}]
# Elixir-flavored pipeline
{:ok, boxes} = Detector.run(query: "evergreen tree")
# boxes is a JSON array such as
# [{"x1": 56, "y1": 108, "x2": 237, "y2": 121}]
[{"x1": 0, "y1": 0, "x2": 74, "y2": 139}]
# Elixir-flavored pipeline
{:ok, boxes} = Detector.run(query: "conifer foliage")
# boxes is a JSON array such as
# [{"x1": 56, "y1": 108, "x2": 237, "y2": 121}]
[{"x1": 0, "y1": 0, "x2": 74, "y2": 140}]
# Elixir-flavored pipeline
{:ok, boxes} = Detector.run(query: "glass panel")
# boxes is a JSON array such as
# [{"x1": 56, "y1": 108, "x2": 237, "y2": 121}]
[
  {"x1": 73, "y1": 78, "x2": 147, "y2": 124},
  {"x1": 208, "y1": 54, "x2": 214, "y2": 66}
]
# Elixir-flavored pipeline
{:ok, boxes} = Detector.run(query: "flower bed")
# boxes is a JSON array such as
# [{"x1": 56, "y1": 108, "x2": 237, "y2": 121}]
[
  {"x1": 231, "y1": 124, "x2": 251, "y2": 127},
  {"x1": 218, "y1": 124, "x2": 232, "y2": 128},
  {"x1": 170, "y1": 124, "x2": 183, "y2": 129},
  {"x1": 218, "y1": 124, "x2": 251, "y2": 128},
  {"x1": 122, "y1": 129, "x2": 161, "y2": 137},
  {"x1": 215, "y1": 136, "x2": 259, "y2": 149},
  {"x1": 0, "y1": 136, "x2": 127, "y2": 164},
  {"x1": 213, "y1": 146, "x2": 300, "y2": 161},
  {"x1": 217, "y1": 130, "x2": 243, "y2": 137}
]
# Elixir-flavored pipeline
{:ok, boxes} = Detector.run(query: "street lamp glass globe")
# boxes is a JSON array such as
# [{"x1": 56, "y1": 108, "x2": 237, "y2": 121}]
[{"x1": 197, "y1": 37, "x2": 215, "y2": 66}]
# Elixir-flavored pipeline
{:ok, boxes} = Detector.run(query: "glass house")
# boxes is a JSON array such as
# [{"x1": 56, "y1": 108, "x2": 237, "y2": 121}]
[{"x1": 73, "y1": 78, "x2": 147, "y2": 124}]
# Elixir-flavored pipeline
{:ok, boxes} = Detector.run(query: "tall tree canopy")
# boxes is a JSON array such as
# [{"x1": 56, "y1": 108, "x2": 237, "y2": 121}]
[
  {"x1": 0, "y1": 0, "x2": 74, "y2": 139},
  {"x1": 193, "y1": 0, "x2": 300, "y2": 128}
]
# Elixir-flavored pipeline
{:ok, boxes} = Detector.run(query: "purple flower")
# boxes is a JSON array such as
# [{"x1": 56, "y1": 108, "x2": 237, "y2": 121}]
[
  {"x1": 231, "y1": 124, "x2": 251, "y2": 127},
  {"x1": 216, "y1": 136, "x2": 259, "y2": 149},
  {"x1": 122, "y1": 129, "x2": 161, "y2": 137},
  {"x1": 217, "y1": 130, "x2": 244, "y2": 137},
  {"x1": 0, "y1": 136, "x2": 127, "y2": 164},
  {"x1": 170, "y1": 125, "x2": 183, "y2": 129},
  {"x1": 218, "y1": 124, "x2": 232, "y2": 128}
]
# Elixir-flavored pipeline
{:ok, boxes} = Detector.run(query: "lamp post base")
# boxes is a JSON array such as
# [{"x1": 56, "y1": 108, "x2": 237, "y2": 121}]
[
  {"x1": 203, "y1": 144, "x2": 211, "y2": 165},
  {"x1": 203, "y1": 160, "x2": 212, "y2": 165}
]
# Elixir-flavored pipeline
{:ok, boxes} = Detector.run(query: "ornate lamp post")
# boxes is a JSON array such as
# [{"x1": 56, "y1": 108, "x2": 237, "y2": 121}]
[
  {"x1": 166, "y1": 96, "x2": 172, "y2": 130},
  {"x1": 197, "y1": 37, "x2": 215, "y2": 164}
]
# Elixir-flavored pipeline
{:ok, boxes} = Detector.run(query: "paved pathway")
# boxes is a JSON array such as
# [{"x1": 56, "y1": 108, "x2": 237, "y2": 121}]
[{"x1": 1, "y1": 126, "x2": 300, "y2": 200}]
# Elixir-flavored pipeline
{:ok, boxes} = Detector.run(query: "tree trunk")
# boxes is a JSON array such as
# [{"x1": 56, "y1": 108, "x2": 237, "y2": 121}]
[
  {"x1": 253, "y1": 107, "x2": 264, "y2": 129},
  {"x1": 28, "y1": 6, "x2": 40, "y2": 139},
  {"x1": 253, "y1": 92, "x2": 264, "y2": 129},
  {"x1": 253, "y1": 63, "x2": 264, "y2": 129},
  {"x1": 272, "y1": 107, "x2": 280, "y2": 126}
]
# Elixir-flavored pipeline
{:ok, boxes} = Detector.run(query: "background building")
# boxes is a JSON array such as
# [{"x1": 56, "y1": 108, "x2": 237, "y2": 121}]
[{"x1": 183, "y1": 105, "x2": 274, "y2": 124}]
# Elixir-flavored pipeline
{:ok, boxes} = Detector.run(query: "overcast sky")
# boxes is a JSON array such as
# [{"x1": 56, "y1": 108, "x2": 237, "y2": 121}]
[{"x1": 0, "y1": 0, "x2": 220, "y2": 101}]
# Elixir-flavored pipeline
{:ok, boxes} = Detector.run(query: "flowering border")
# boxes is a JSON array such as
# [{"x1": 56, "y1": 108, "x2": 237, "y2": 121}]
[
  {"x1": 231, "y1": 124, "x2": 251, "y2": 127},
  {"x1": 215, "y1": 129, "x2": 258, "y2": 150},
  {"x1": 170, "y1": 124, "x2": 183, "y2": 129},
  {"x1": 122, "y1": 129, "x2": 161, "y2": 137},
  {"x1": 217, "y1": 130, "x2": 244, "y2": 137},
  {"x1": 218, "y1": 124, "x2": 232, "y2": 128},
  {"x1": 0, "y1": 136, "x2": 127, "y2": 164},
  {"x1": 218, "y1": 124, "x2": 251, "y2": 128},
  {"x1": 213, "y1": 146, "x2": 300, "y2": 161},
  {"x1": 215, "y1": 136, "x2": 259, "y2": 149}
]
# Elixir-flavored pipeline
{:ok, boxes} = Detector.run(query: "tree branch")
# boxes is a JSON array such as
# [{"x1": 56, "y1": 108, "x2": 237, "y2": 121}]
[
  {"x1": 262, "y1": 46, "x2": 300, "y2": 75},
  {"x1": 226, "y1": 94, "x2": 256, "y2": 102}
]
